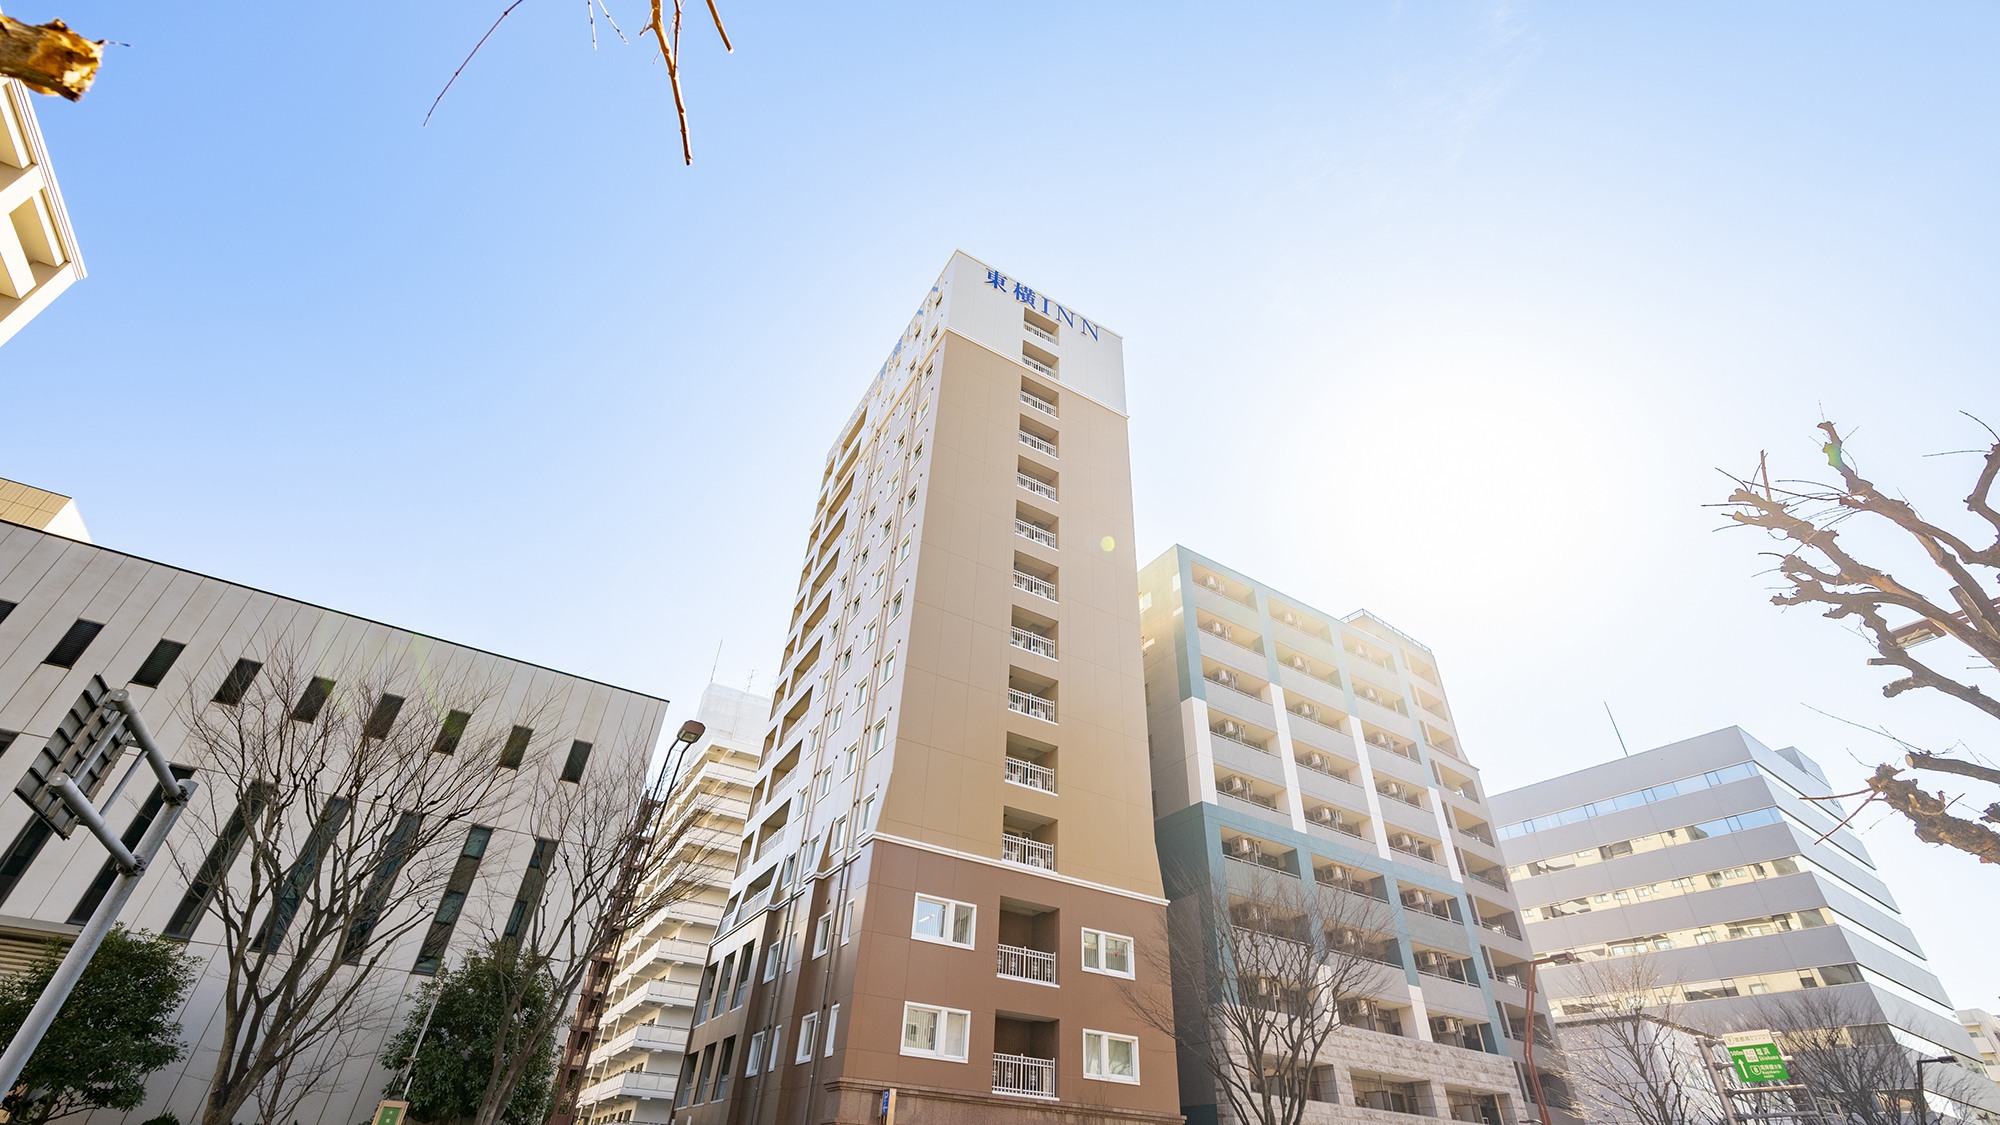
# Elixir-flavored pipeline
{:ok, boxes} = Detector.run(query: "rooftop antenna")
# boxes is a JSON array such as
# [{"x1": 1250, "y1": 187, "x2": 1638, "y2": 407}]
[
  {"x1": 1605, "y1": 702, "x2": 1631, "y2": 757},
  {"x1": 709, "y1": 640, "x2": 723, "y2": 685}
]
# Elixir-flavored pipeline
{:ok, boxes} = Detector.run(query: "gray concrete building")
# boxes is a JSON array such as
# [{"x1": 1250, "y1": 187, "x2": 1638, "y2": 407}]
[{"x1": 1491, "y1": 728, "x2": 1999, "y2": 1123}]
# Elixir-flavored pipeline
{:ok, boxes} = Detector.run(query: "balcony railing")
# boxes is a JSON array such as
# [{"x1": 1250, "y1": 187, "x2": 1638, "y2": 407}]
[
  {"x1": 1368, "y1": 737, "x2": 1420, "y2": 762},
  {"x1": 1010, "y1": 627, "x2": 1056, "y2": 658},
  {"x1": 1210, "y1": 725, "x2": 1273, "y2": 754},
  {"x1": 993, "y1": 1053, "x2": 1057, "y2": 1100},
  {"x1": 1020, "y1": 388, "x2": 1058, "y2": 416},
  {"x1": 1024, "y1": 321, "x2": 1058, "y2": 345},
  {"x1": 1468, "y1": 869, "x2": 1508, "y2": 890},
  {"x1": 1017, "y1": 472, "x2": 1057, "y2": 501},
  {"x1": 1021, "y1": 353, "x2": 1058, "y2": 379},
  {"x1": 1015, "y1": 519, "x2": 1057, "y2": 548},
  {"x1": 1002, "y1": 834, "x2": 1055, "y2": 870},
  {"x1": 1005, "y1": 756, "x2": 1056, "y2": 793},
  {"x1": 1018, "y1": 430, "x2": 1059, "y2": 457},
  {"x1": 1008, "y1": 689, "x2": 1056, "y2": 722},
  {"x1": 1480, "y1": 919, "x2": 1522, "y2": 939},
  {"x1": 1221, "y1": 786, "x2": 1277, "y2": 810},
  {"x1": 1013, "y1": 570, "x2": 1057, "y2": 601},
  {"x1": 1377, "y1": 786, "x2": 1425, "y2": 809},
  {"x1": 997, "y1": 943, "x2": 1057, "y2": 983}
]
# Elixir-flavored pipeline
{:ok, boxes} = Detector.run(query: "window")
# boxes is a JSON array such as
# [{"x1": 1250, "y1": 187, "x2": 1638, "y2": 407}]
[
  {"x1": 831, "y1": 816, "x2": 848, "y2": 853},
  {"x1": 433, "y1": 710, "x2": 471, "y2": 755},
  {"x1": 290, "y1": 677, "x2": 336, "y2": 723},
  {"x1": 500, "y1": 725, "x2": 532, "y2": 769},
  {"x1": 211, "y1": 658, "x2": 263, "y2": 705},
  {"x1": 912, "y1": 894, "x2": 975, "y2": 948},
  {"x1": 42, "y1": 618, "x2": 104, "y2": 668},
  {"x1": 502, "y1": 838, "x2": 557, "y2": 939},
  {"x1": 825, "y1": 1004, "x2": 840, "y2": 1057},
  {"x1": 860, "y1": 793, "x2": 877, "y2": 834},
  {"x1": 871, "y1": 723, "x2": 888, "y2": 755},
  {"x1": 1083, "y1": 929, "x2": 1135, "y2": 978},
  {"x1": 900, "y1": 1002, "x2": 970, "y2": 1061},
  {"x1": 863, "y1": 623, "x2": 876, "y2": 648},
  {"x1": 842, "y1": 744, "x2": 857, "y2": 777},
  {"x1": 130, "y1": 639, "x2": 186, "y2": 688},
  {"x1": 165, "y1": 784, "x2": 273, "y2": 939},
  {"x1": 898, "y1": 535, "x2": 911, "y2": 563},
  {"x1": 872, "y1": 568, "x2": 886, "y2": 593},
  {"x1": 1083, "y1": 1030, "x2": 1140, "y2": 1083},
  {"x1": 840, "y1": 647, "x2": 853, "y2": 672},
  {"x1": 694, "y1": 1045, "x2": 716, "y2": 1103},
  {"x1": 763, "y1": 941, "x2": 782, "y2": 981},
  {"x1": 713, "y1": 1036, "x2": 736, "y2": 1101},
  {"x1": 343, "y1": 810, "x2": 424, "y2": 961},
  {"x1": 797, "y1": 1012, "x2": 819, "y2": 1062},
  {"x1": 855, "y1": 679, "x2": 869, "y2": 708},
  {"x1": 0, "y1": 600, "x2": 12, "y2": 624},
  {"x1": 768, "y1": 1028, "x2": 784, "y2": 1071},
  {"x1": 560, "y1": 740, "x2": 592, "y2": 783},
  {"x1": 813, "y1": 913, "x2": 833, "y2": 957},
  {"x1": 364, "y1": 693, "x2": 406, "y2": 739},
  {"x1": 0, "y1": 817, "x2": 53, "y2": 910},
  {"x1": 890, "y1": 593, "x2": 903, "y2": 620},
  {"x1": 842, "y1": 901, "x2": 856, "y2": 943},
  {"x1": 881, "y1": 652, "x2": 896, "y2": 682},
  {"x1": 747, "y1": 1031, "x2": 766, "y2": 1076},
  {"x1": 905, "y1": 488, "x2": 917, "y2": 512},
  {"x1": 69, "y1": 765, "x2": 194, "y2": 923}
]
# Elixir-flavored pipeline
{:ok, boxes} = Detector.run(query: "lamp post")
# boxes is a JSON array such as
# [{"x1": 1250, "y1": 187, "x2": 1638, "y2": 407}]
[
  {"x1": 1914, "y1": 1054, "x2": 1956, "y2": 1125},
  {"x1": 1521, "y1": 951, "x2": 1580, "y2": 1125}
]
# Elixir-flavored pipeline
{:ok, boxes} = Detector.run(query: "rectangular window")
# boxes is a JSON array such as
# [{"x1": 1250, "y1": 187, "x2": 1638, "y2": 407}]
[
  {"x1": 503, "y1": 838, "x2": 557, "y2": 939},
  {"x1": 343, "y1": 811, "x2": 424, "y2": 961},
  {"x1": 841, "y1": 901, "x2": 856, "y2": 944},
  {"x1": 863, "y1": 623, "x2": 876, "y2": 648},
  {"x1": 693, "y1": 964, "x2": 718, "y2": 1026},
  {"x1": 254, "y1": 797, "x2": 352, "y2": 951},
  {"x1": 898, "y1": 535, "x2": 911, "y2": 563},
  {"x1": 861, "y1": 793, "x2": 877, "y2": 835},
  {"x1": 900, "y1": 1002, "x2": 970, "y2": 1061},
  {"x1": 890, "y1": 593, "x2": 903, "y2": 620},
  {"x1": 763, "y1": 941, "x2": 782, "y2": 981},
  {"x1": 912, "y1": 894, "x2": 975, "y2": 948},
  {"x1": 813, "y1": 913, "x2": 832, "y2": 957},
  {"x1": 905, "y1": 489, "x2": 917, "y2": 512},
  {"x1": 413, "y1": 825, "x2": 493, "y2": 974},
  {"x1": 797, "y1": 1012, "x2": 819, "y2": 1063},
  {"x1": 0, "y1": 818, "x2": 53, "y2": 910},
  {"x1": 364, "y1": 693, "x2": 406, "y2": 739},
  {"x1": 1083, "y1": 1029, "x2": 1140, "y2": 1083},
  {"x1": 855, "y1": 679, "x2": 869, "y2": 708},
  {"x1": 0, "y1": 600, "x2": 13, "y2": 625},
  {"x1": 500, "y1": 725, "x2": 532, "y2": 769},
  {"x1": 69, "y1": 765, "x2": 194, "y2": 923},
  {"x1": 42, "y1": 618, "x2": 104, "y2": 668},
  {"x1": 1083, "y1": 928, "x2": 1135, "y2": 978},
  {"x1": 713, "y1": 1036, "x2": 736, "y2": 1101},
  {"x1": 831, "y1": 816, "x2": 848, "y2": 853},
  {"x1": 130, "y1": 639, "x2": 186, "y2": 688},
  {"x1": 211, "y1": 658, "x2": 263, "y2": 706},
  {"x1": 881, "y1": 652, "x2": 896, "y2": 682},
  {"x1": 825, "y1": 1003, "x2": 840, "y2": 1057},
  {"x1": 746, "y1": 1031, "x2": 766, "y2": 1076},
  {"x1": 694, "y1": 1045, "x2": 716, "y2": 1103},
  {"x1": 675, "y1": 1055, "x2": 697, "y2": 1108},
  {"x1": 165, "y1": 783, "x2": 273, "y2": 939},
  {"x1": 871, "y1": 723, "x2": 887, "y2": 755},
  {"x1": 433, "y1": 710, "x2": 471, "y2": 755},
  {"x1": 731, "y1": 944, "x2": 754, "y2": 1007},
  {"x1": 768, "y1": 1028, "x2": 783, "y2": 1071},
  {"x1": 841, "y1": 744, "x2": 857, "y2": 777},
  {"x1": 560, "y1": 740, "x2": 592, "y2": 783},
  {"x1": 290, "y1": 677, "x2": 336, "y2": 723}
]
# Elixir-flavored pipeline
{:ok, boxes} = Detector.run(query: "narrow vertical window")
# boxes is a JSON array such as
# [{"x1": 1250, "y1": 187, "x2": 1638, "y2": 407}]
[
  {"x1": 69, "y1": 765, "x2": 194, "y2": 923},
  {"x1": 796, "y1": 1012, "x2": 819, "y2": 1063},
  {"x1": 254, "y1": 797, "x2": 352, "y2": 950},
  {"x1": 502, "y1": 838, "x2": 557, "y2": 940},
  {"x1": 0, "y1": 817, "x2": 54, "y2": 909},
  {"x1": 290, "y1": 677, "x2": 336, "y2": 723},
  {"x1": 499, "y1": 724, "x2": 533, "y2": 769},
  {"x1": 211, "y1": 659, "x2": 263, "y2": 705},
  {"x1": 560, "y1": 740, "x2": 592, "y2": 783},
  {"x1": 166, "y1": 783, "x2": 272, "y2": 939},
  {"x1": 364, "y1": 693, "x2": 406, "y2": 739},
  {"x1": 824, "y1": 1004, "x2": 840, "y2": 1057},
  {"x1": 432, "y1": 709, "x2": 471, "y2": 755},
  {"x1": 413, "y1": 825, "x2": 493, "y2": 974},
  {"x1": 343, "y1": 811, "x2": 424, "y2": 961}
]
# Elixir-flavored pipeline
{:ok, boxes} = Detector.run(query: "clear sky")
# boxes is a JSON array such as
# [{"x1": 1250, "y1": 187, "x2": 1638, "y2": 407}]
[{"x1": 6, "y1": 1, "x2": 1999, "y2": 1010}]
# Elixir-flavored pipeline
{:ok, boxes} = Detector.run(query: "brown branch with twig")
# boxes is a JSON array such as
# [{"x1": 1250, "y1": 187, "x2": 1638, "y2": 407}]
[{"x1": 0, "y1": 14, "x2": 101, "y2": 100}]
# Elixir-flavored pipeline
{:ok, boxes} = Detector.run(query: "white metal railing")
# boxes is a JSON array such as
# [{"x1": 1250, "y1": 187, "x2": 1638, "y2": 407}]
[
  {"x1": 1019, "y1": 430, "x2": 1058, "y2": 457},
  {"x1": 1008, "y1": 689, "x2": 1055, "y2": 722},
  {"x1": 1010, "y1": 628, "x2": 1056, "y2": 659},
  {"x1": 993, "y1": 1053, "x2": 1058, "y2": 1099},
  {"x1": 1002, "y1": 833, "x2": 1055, "y2": 869},
  {"x1": 1020, "y1": 388, "x2": 1058, "y2": 416},
  {"x1": 1024, "y1": 321, "x2": 1058, "y2": 345},
  {"x1": 1005, "y1": 756, "x2": 1057, "y2": 793},
  {"x1": 1021, "y1": 353, "x2": 1058, "y2": 379},
  {"x1": 1015, "y1": 519, "x2": 1057, "y2": 548},
  {"x1": 1017, "y1": 472, "x2": 1057, "y2": 501},
  {"x1": 1013, "y1": 570, "x2": 1057, "y2": 600},
  {"x1": 997, "y1": 943, "x2": 1057, "y2": 983}
]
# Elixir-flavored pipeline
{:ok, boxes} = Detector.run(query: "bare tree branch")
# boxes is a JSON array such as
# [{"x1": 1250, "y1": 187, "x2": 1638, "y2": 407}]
[{"x1": 0, "y1": 14, "x2": 101, "y2": 100}]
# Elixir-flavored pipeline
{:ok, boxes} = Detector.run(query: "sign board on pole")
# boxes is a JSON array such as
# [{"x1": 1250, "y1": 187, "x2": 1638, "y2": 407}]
[
  {"x1": 14, "y1": 676, "x2": 125, "y2": 836},
  {"x1": 1722, "y1": 1030, "x2": 1791, "y2": 1083},
  {"x1": 371, "y1": 1099, "x2": 409, "y2": 1125},
  {"x1": 880, "y1": 1087, "x2": 896, "y2": 1124}
]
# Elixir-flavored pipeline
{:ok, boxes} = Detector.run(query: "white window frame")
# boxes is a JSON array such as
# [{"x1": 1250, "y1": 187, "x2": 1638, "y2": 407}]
[
  {"x1": 796, "y1": 1012, "x2": 819, "y2": 1063},
  {"x1": 871, "y1": 722, "x2": 888, "y2": 755},
  {"x1": 891, "y1": 592, "x2": 904, "y2": 620},
  {"x1": 900, "y1": 1001, "x2": 971, "y2": 1062},
  {"x1": 824, "y1": 1003, "x2": 840, "y2": 1057},
  {"x1": 911, "y1": 893, "x2": 976, "y2": 949},
  {"x1": 1083, "y1": 1028, "x2": 1141, "y2": 1083},
  {"x1": 746, "y1": 1031, "x2": 765, "y2": 1076},
  {"x1": 812, "y1": 913, "x2": 833, "y2": 958},
  {"x1": 768, "y1": 1027, "x2": 783, "y2": 1071},
  {"x1": 762, "y1": 942, "x2": 781, "y2": 982},
  {"x1": 841, "y1": 900, "x2": 856, "y2": 944},
  {"x1": 881, "y1": 652, "x2": 896, "y2": 683},
  {"x1": 1082, "y1": 928, "x2": 1136, "y2": 979}
]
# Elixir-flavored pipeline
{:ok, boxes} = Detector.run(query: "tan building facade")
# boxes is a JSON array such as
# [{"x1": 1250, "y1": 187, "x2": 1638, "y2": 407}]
[
  {"x1": 0, "y1": 79, "x2": 84, "y2": 346},
  {"x1": 676, "y1": 253, "x2": 1180, "y2": 1125}
]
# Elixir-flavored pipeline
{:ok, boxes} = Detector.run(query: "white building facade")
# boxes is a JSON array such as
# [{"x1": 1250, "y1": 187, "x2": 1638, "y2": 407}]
[{"x1": 0, "y1": 80, "x2": 84, "y2": 345}]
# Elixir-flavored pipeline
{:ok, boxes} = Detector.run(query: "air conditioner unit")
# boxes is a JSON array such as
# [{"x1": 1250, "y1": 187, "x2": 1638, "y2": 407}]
[
  {"x1": 1392, "y1": 833, "x2": 1417, "y2": 849},
  {"x1": 1282, "y1": 611, "x2": 1300, "y2": 627},
  {"x1": 1384, "y1": 782, "x2": 1405, "y2": 799},
  {"x1": 1232, "y1": 836, "x2": 1260, "y2": 857},
  {"x1": 1290, "y1": 655, "x2": 1309, "y2": 671},
  {"x1": 1311, "y1": 807, "x2": 1336, "y2": 826},
  {"x1": 1303, "y1": 752, "x2": 1326, "y2": 770},
  {"x1": 1361, "y1": 687, "x2": 1381, "y2": 702},
  {"x1": 1435, "y1": 1017, "x2": 1463, "y2": 1034},
  {"x1": 1215, "y1": 669, "x2": 1238, "y2": 688},
  {"x1": 1297, "y1": 704, "x2": 1319, "y2": 722},
  {"x1": 1219, "y1": 720, "x2": 1242, "y2": 738},
  {"x1": 1369, "y1": 733, "x2": 1392, "y2": 748},
  {"x1": 1224, "y1": 775, "x2": 1251, "y2": 795},
  {"x1": 1403, "y1": 890, "x2": 1429, "y2": 908},
  {"x1": 1419, "y1": 951, "x2": 1447, "y2": 970},
  {"x1": 1336, "y1": 928, "x2": 1363, "y2": 946}
]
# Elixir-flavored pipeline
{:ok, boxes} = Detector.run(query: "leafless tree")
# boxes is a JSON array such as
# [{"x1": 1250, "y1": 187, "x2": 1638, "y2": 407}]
[
  {"x1": 1555, "y1": 956, "x2": 1725, "y2": 1125},
  {"x1": 1723, "y1": 420, "x2": 2000, "y2": 864},
  {"x1": 167, "y1": 645, "x2": 539, "y2": 1125},
  {"x1": 1127, "y1": 862, "x2": 1392, "y2": 1125},
  {"x1": 467, "y1": 735, "x2": 738, "y2": 1125},
  {"x1": 1754, "y1": 989, "x2": 1982, "y2": 1125}
]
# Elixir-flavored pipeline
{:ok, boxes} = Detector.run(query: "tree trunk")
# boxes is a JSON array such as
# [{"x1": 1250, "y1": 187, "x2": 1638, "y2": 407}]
[{"x1": 0, "y1": 15, "x2": 101, "y2": 100}]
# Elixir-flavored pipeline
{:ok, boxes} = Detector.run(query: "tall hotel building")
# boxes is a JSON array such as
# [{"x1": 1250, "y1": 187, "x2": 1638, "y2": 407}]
[
  {"x1": 1490, "y1": 729, "x2": 2000, "y2": 1122},
  {"x1": 1, "y1": 78, "x2": 85, "y2": 345},
  {"x1": 1139, "y1": 546, "x2": 1544, "y2": 1125},
  {"x1": 675, "y1": 254, "x2": 1180, "y2": 1125}
]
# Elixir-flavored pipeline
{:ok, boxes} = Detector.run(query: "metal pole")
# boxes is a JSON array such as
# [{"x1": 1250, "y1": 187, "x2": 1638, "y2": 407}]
[
  {"x1": 51, "y1": 775, "x2": 142, "y2": 871},
  {"x1": 1523, "y1": 958, "x2": 1552, "y2": 1125},
  {"x1": 1703, "y1": 1037, "x2": 1744, "y2": 1125},
  {"x1": 401, "y1": 984, "x2": 445, "y2": 1099},
  {"x1": 108, "y1": 691, "x2": 189, "y2": 800},
  {"x1": 0, "y1": 778, "x2": 197, "y2": 1096}
]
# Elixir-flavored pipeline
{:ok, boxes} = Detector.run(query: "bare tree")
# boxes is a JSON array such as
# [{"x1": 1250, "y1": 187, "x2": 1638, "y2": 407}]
[
  {"x1": 1128, "y1": 863, "x2": 1392, "y2": 1125},
  {"x1": 168, "y1": 645, "x2": 537, "y2": 1125},
  {"x1": 1723, "y1": 420, "x2": 2000, "y2": 864},
  {"x1": 1555, "y1": 956, "x2": 1725, "y2": 1125},
  {"x1": 1749, "y1": 988, "x2": 1987, "y2": 1125},
  {"x1": 464, "y1": 734, "x2": 738, "y2": 1125}
]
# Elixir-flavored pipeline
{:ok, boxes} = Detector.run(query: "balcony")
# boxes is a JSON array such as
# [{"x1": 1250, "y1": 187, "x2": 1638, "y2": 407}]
[
  {"x1": 1305, "y1": 806, "x2": 1364, "y2": 839},
  {"x1": 1376, "y1": 783, "x2": 1425, "y2": 810},
  {"x1": 1210, "y1": 720, "x2": 1273, "y2": 754},
  {"x1": 1019, "y1": 430, "x2": 1059, "y2": 457},
  {"x1": 1017, "y1": 472, "x2": 1057, "y2": 501},
  {"x1": 997, "y1": 943, "x2": 1057, "y2": 984},
  {"x1": 578, "y1": 1069, "x2": 678, "y2": 1106},
  {"x1": 1024, "y1": 321, "x2": 1058, "y2": 345},
  {"x1": 1002, "y1": 833, "x2": 1055, "y2": 870},
  {"x1": 1005, "y1": 756, "x2": 1056, "y2": 793},
  {"x1": 1467, "y1": 868, "x2": 1508, "y2": 891},
  {"x1": 1015, "y1": 518, "x2": 1057, "y2": 548},
  {"x1": 1295, "y1": 750, "x2": 1354, "y2": 785},
  {"x1": 1388, "y1": 835, "x2": 1438, "y2": 864},
  {"x1": 993, "y1": 1053, "x2": 1058, "y2": 1100},
  {"x1": 1010, "y1": 627, "x2": 1056, "y2": 659},
  {"x1": 589, "y1": 1022, "x2": 689, "y2": 1065},
  {"x1": 1021, "y1": 353, "x2": 1058, "y2": 379},
  {"x1": 1013, "y1": 570, "x2": 1057, "y2": 601},
  {"x1": 606, "y1": 978, "x2": 699, "y2": 1020},
  {"x1": 1020, "y1": 388, "x2": 1058, "y2": 417},
  {"x1": 1008, "y1": 688, "x2": 1056, "y2": 723}
]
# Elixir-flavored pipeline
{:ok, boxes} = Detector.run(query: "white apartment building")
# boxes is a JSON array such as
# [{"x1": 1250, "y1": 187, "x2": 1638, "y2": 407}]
[
  {"x1": 0, "y1": 79, "x2": 84, "y2": 345},
  {"x1": 577, "y1": 683, "x2": 764, "y2": 1125}
]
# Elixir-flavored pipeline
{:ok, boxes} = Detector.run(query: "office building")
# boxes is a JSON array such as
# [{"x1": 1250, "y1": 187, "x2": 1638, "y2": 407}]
[
  {"x1": 1140, "y1": 546, "x2": 1548, "y2": 1125},
  {"x1": 0, "y1": 503, "x2": 665, "y2": 1124},
  {"x1": 0, "y1": 79, "x2": 84, "y2": 345},
  {"x1": 575, "y1": 683, "x2": 765, "y2": 1125},
  {"x1": 0, "y1": 477, "x2": 88, "y2": 542},
  {"x1": 1491, "y1": 728, "x2": 2000, "y2": 1123},
  {"x1": 675, "y1": 253, "x2": 1180, "y2": 1125}
]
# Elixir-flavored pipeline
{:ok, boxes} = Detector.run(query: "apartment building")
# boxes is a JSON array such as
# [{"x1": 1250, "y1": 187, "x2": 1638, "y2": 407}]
[
  {"x1": 675, "y1": 253, "x2": 1180, "y2": 1125},
  {"x1": 0, "y1": 79, "x2": 84, "y2": 345},
  {"x1": 0, "y1": 507, "x2": 666, "y2": 1124},
  {"x1": 1961, "y1": 1011, "x2": 2000, "y2": 1083},
  {"x1": 577, "y1": 683, "x2": 765, "y2": 1125},
  {"x1": 1139, "y1": 546, "x2": 1545, "y2": 1125},
  {"x1": 1491, "y1": 728, "x2": 2000, "y2": 1123}
]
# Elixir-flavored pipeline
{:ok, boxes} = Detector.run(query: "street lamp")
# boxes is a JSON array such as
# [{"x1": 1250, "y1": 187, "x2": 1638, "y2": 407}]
[
  {"x1": 1521, "y1": 951, "x2": 1581, "y2": 1125},
  {"x1": 1914, "y1": 1054, "x2": 1957, "y2": 1125}
]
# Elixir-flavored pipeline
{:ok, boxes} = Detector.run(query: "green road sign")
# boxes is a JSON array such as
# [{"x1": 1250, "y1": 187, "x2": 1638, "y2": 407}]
[
  {"x1": 1723, "y1": 1030, "x2": 1792, "y2": 1083},
  {"x1": 371, "y1": 1099, "x2": 409, "y2": 1125}
]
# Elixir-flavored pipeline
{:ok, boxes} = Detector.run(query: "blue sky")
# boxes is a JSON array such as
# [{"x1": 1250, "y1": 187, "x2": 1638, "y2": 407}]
[{"x1": 5, "y1": 2, "x2": 1999, "y2": 1006}]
